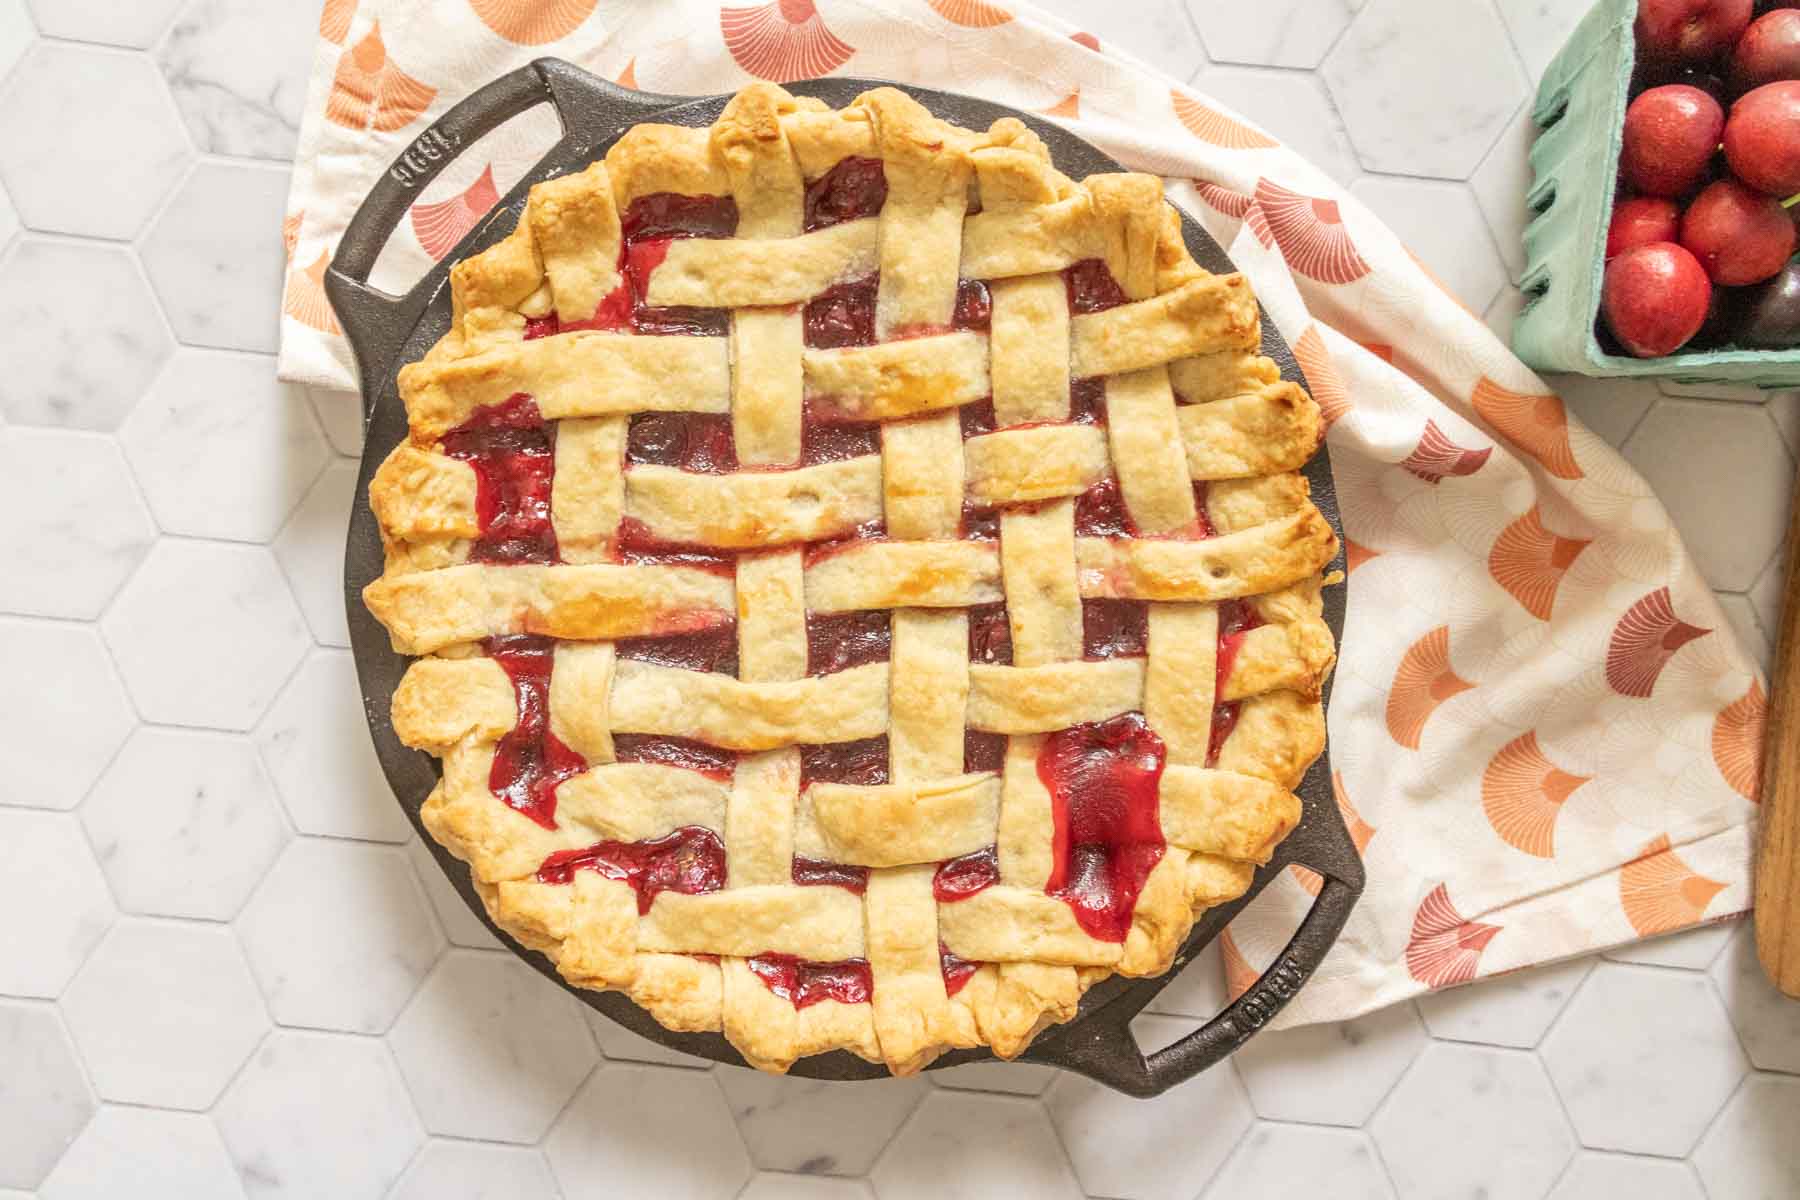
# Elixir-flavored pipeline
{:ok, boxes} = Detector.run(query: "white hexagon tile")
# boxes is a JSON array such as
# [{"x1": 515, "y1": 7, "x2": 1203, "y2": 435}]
[{"x1": 2, "y1": 2, "x2": 1798, "y2": 1198}]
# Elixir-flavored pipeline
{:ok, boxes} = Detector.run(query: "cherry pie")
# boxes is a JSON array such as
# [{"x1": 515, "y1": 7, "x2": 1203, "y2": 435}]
[{"x1": 365, "y1": 83, "x2": 1338, "y2": 1075}]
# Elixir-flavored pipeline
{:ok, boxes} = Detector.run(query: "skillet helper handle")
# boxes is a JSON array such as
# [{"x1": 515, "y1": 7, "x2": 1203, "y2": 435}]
[
  {"x1": 323, "y1": 59, "x2": 680, "y2": 402},
  {"x1": 1756, "y1": 472, "x2": 1800, "y2": 998},
  {"x1": 1027, "y1": 870, "x2": 1359, "y2": 1097}
]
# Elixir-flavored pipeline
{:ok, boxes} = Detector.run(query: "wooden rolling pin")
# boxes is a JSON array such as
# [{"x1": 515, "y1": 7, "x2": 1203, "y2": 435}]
[{"x1": 1758, "y1": 483, "x2": 1800, "y2": 998}]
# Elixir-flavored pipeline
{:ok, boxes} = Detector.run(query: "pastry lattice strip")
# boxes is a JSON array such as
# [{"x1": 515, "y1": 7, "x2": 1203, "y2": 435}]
[{"x1": 368, "y1": 84, "x2": 1337, "y2": 1074}]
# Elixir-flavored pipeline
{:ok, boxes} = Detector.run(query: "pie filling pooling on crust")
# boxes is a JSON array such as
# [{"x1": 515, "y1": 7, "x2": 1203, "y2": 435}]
[{"x1": 365, "y1": 82, "x2": 1339, "y2": 1076}]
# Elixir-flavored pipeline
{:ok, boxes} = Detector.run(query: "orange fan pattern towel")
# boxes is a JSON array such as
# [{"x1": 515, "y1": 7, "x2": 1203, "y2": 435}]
[{"x1": 277, "y1": 0, "x2": 1762, "y2": 1031}]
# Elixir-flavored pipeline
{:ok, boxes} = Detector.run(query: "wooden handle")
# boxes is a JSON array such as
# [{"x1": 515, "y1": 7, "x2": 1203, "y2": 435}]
[{"x1": 1756, "y1": 475, "x2": 1800, "y2": 998}]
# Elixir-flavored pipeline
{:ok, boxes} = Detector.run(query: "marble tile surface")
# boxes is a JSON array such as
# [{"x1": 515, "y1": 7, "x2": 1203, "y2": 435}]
[
  {"x1": 157, "y1": 0, "x2": 335, "y2": 160},
  {"x1": 273, "y1": 457, "x2": 355, "y2": 646},
  {"x1": 254, "y1": 648, "x2": 412, "y2": 842},
  {"x1": 390, "y1": 1140, "x2": 561, "y2": 1200},
  {"x1": 0, "y1": 240, "x2": 172, "y2": 430},
  {"x1": 1370, "y1": 1042, "x2": 1575, "y2": 1200},
  {"x1": 0, "y1": 43, "x2": 191, "y2": 239},
  {"x1": 1322, "y1": 0, "x2": 1528, "y2": 179},
  {"x1": 58, "y1": 918, "x2": 268, "y2": 1110},
  {"x1": 543, "y1": 1067, "x2": 752, "y2": 1200},
  {"x1": 100, "y1": 539, "x2": 310, "y2": 731},
  {"x1": 1540, "y1": 963, "x2": 1748, "y2": 1156},
  {"x1": 37, "y1": 1105, "x2": 245, "y2": 1200},
  {"x1": 214, "y1": 1030, "x2": 424, "y2": 1200},
  {"x1": 235, "y1": 837, "x2": 444, "y2": 1034},
  {"x1": 81, "y1": 727, "x2": 288, "y2": 921},
  {"x1": 0, "y1": 429, "x2": 154, "y2": 619},
  {"x1": 0, "y1": 811, "x2": 115, "y2": 998},
  {"x1": 388, "y1": 951, "x2": 597, "y2": 1144},
  {"x1": 0, "y1": 618, "x2": 135, "y2": 811},
  {"x1": 718, "y1": 1068, "x2": 928, "y2": 1176},
  {"x1": 0, "y1": 3, "x2": 1795, "y2": 1198},
  {"x1": 0, "y1": 1001, "x2": 95, "y2": 1190},
  {"x1": 1046, "y1": 1014, "x2": 1253, "y2": 1199},
  {"x1": 122, "y1": 348, "x2": 327, "y2": 542},
  {"x1": 1235, "y1": 1000, "x2": 1427, "y2": 1126},
  {"x1": 140, "y1": 162, "x2": 291, "y2": 354}
]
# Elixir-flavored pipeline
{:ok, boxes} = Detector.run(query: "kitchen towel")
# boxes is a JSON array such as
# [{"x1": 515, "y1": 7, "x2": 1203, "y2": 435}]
[{"x1": 278, "y1": 0, "x2": 1764, "y2": 1030}]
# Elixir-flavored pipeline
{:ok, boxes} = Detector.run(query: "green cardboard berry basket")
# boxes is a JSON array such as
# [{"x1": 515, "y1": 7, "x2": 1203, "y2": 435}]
[{"x1": 1514, "y1": 0, "x2": 1800, "y2": 387}]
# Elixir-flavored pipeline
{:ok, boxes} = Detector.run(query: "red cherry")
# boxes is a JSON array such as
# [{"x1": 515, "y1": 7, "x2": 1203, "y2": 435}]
[
  {"x1": 1620, "y1": 85, "x2": 1726, "y2": 196},
  {"x1": 1679, "y1": 178, "x2": 1797, "y2": 284},
  {"x1": 1607, "y1": 196, "x2": 1683, "y2": 258},
  {"x1": 1601, "y1": 241, "x2": 1714, "y2": 357}
]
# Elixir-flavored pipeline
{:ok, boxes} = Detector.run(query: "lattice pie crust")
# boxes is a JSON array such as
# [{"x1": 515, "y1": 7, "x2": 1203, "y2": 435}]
[{"x1": 364, "y1": 83, "x2": 1337, "y2": 1075}]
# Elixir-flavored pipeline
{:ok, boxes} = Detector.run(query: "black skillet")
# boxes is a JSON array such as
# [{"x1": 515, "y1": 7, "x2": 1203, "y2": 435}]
[{"x1": 327, "y1": 59, "x2": 1362, "y2": 1097}]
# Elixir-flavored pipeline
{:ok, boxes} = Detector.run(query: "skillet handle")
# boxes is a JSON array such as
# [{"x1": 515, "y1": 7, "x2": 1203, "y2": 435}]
[
  {"x1": 323, "y1": 58, "x2": 682, "y2": 403},
  {"x1": 1024, "y1": 867, "x2": 1360, "y2": 1098}
]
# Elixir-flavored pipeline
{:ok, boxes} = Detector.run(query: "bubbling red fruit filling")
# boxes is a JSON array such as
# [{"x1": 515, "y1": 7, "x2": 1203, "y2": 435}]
[
  {"x1": 1074, "y1": 477, "x2": 1134, "y2": 538},
  {"x1": 443, "y1": 395, "x2": 561, "y2": 565},
  {"x1": 628, "y1": 412, "x2": 738, "y2": 474},
  {"x1": 966, "y1": 601, "x2": 1013, "y2": 665},
  {"x1": 939, "y1": 943, "x2": 981, "y2": 996},
  {"x1": 536, "y1": 825, "x2": 727, "y2": 914},
  {"x1": 524, "y1": 192, "x2": 737, "y2": 340},
  {"x1": 1037, "y1": 712, "x2": 1168, "y2": 942},
  {"x1": 1207, "y1": 598, "x2": 1266, "y2": 767},
  {"x1": 933, "y1": 845, "x2": 1000, "y2": 901},
  {"x1": 484, "y1": 635, "x2": 586, "y2": 828},
  {"x1": 791, "y1": 857, "x2": 870, "y2": 894},
  {"x1": 1082, "y1": 599, "x2": 1148, "y2": 660},
  {"x1": 612, "y1": 734, "x2": 739, "y2": 781},
  {"x1": 615, "y1": 622, "x2": 740, "y2": 676},
  {"x1": 799, "y1": 735, "x2": 890, "y2": 788},
  {"x1": 963, "y1": 731, "x2": 1007, "y2": 774},
  {"x1": 804, "y1": 156, "x2": 888, "y2": 231},
  {"x1": 805, "y1": 275, "x2": 878, "y2": 349},
  {"x1": 1065, "y1": 257, "x2": 1130, "y2": 313},
  {"x1": 746, "y1": 953, "x2": 874, "y2": 1008},
  {"x1": 806, "y1": 610, "x2": 892, "y2": 675}
]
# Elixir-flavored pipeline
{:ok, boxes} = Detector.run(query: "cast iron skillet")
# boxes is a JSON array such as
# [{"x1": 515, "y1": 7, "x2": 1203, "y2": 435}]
[{"x1": 327, "y1": 59, "x2": 1362, "y2": 1097}]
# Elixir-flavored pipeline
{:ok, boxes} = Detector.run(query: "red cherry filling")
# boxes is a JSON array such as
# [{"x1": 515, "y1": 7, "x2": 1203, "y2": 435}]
[
  {"x1": 804, "y1": 275, "x2": 878, "y2": 349},
  {"x1": 967, "y1": 602, "x2": 1013, "y2": 665},
  {"x1": 746, "y1": 953, "x2": 873, "y2": 1008},
  {"x1": 933, "y1": 844, "x2": 999, "y2": 901},
  {"x1": 1065, "y1": 257, "x2": 1130, "y2": 313},
  {"x1": 527, "y1": 192, "x2": 738, "y2": 341},
  {"x1": 612, "y1": 734, "x2": 739, "y2": 781},
  {"x1": 959, "y1": 397, "x2": 997, "y2": 438},
  {"x1": 484, "y1": 635, "x2": 586, "y2": 829},
  {"x1": 1070, "y1": 377, "x2": 1106, "y2": 424},
  {"x1": 940, "y1": 942, "x2": 982, "y2": 996},
  {"x1": 614, "y1": 517, "x2": 738, "y2": 574},
  {"x1": 801, "y1": 419, "x2": 882, "y2": 464},
  {"x1": 536, "y1": 825, "x2": 726, "y2": 913},
  {"x1": 792, "y1": 857, "x2": 870, "y2": 893},
  {"x1": 1073, "y1": 479, "x2": 1216, "y2": 540},
  {"x1": 627, "y1": 412, "x2": 739, "y2": 474},
  {"x1": 961, "y1": 505, "x2": 1001, "y2": 541},
  {"x1": 615, "y1": 622, "x2": 739, "y2": 675},
  {"x1": 623, "y1": 192, "x2": 740, "y2": 241},
  {"x1": 1074, "y1": 478, "x2": 1134, "y2": 538},
  {"x1": 1037, "y1": 712, "x2": 1167, "y2": 942},
  {"x1": 1082, "y1": 599, "x2": 1148, "y2": 660},
  {"x1": 1207, "y1": 599, "x2": 1266, "y2": 767},
  {"x1": 804, "y1": 157, "x2": 888, "y2": 231},
  {"x1": 953, "y1": 278, "x2": 992, "y2": 331},
  {"x1": 443, "y1": 395, "x2": 561, "y2": 565},
  {"x1": 963, "y1": 731, "x2": 1007, "y2": 774},
  {"x1": 799, "y1": 735, "x2": 890, "y2": 788},
  {"x1": 806, "y1": 610, "x2": 891, "y2": 675}
]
